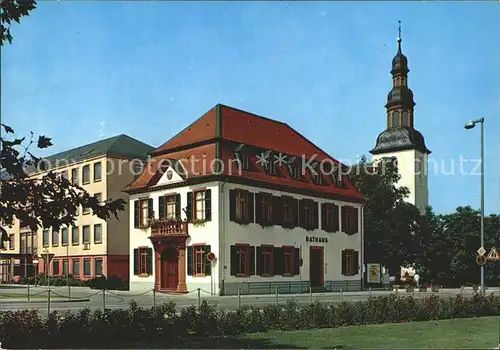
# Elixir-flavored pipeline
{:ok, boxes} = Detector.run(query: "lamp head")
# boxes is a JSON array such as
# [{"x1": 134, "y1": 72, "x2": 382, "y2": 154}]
[{"x1": 464, "y1": 121, "x2": 476, "y2": 130}]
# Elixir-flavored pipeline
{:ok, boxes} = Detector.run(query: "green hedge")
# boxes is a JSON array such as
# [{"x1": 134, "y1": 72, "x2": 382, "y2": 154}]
[
  {"x1": 18, "y1": 274, "x2": 128, "y2": 290},
  {"x1": 1, "y1": 294, "x2": 499, "y2": 349}
]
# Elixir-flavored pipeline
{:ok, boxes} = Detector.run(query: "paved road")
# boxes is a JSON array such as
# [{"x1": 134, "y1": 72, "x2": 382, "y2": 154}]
[{"x1": 0, "y1": 285, "x2": 492, "y2": 316}]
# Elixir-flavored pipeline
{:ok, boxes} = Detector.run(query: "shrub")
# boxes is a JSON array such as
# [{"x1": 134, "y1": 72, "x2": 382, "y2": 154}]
[
  {"x1": 1, "y1": 294, "x2": 500, "y2": 349},
  {"x1": 85, "y1": 275, "x2": 129, "y2": 291}
]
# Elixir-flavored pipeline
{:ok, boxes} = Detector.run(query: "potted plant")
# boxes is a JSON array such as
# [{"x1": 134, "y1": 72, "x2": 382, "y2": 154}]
[
  {"x1": 431, "y1": 284, "x2": 439, "y2": 292},
  {"x1": 419, "y1": 284, "x2": 428, "y2": 292}
]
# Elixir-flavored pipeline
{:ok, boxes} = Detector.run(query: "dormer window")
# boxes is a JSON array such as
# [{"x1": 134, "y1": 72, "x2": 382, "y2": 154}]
[
  {"x1": 332, "y1": 166, "x2": 345, "y2": 188},
  {"x1": 233, "y1": 144, "x2": 249, "y2": 171},
  {"x1": 310, "y1": 161, "x2": 323, "y2": 185},
  {"x1": 286, "y1": 156, "x2": 301, "y2": 180},
  {"x1": 261, "y1": 150, "x2": 277, "y2": 176},
  {"x1": 392, "y1": 111, "x2": 400, "y2": 128},
  {"x1": 402, "y1": 111, "x2": 409, "y2": 127}
]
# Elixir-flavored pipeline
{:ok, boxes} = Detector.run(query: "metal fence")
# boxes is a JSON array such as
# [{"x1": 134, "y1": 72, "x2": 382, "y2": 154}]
[{"x1": 1, "y1": 284, "x2": 498, "y2": 316}]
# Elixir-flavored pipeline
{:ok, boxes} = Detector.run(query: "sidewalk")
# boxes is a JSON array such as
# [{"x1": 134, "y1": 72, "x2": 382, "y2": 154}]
[{"x1": 0, "y1": 297, "x2": 90, "y2": 304}]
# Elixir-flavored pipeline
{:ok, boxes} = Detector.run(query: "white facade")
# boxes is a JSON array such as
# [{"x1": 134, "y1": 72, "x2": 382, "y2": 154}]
[
  {"x1": 372, "y1": 149, "x2": 429, "y2": 214},
  {"x1": 129, "y1": 168, "x2": 363, "y2": 295}
]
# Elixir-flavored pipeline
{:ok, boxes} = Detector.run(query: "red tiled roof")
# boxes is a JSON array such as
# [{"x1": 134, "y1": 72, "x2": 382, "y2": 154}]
[{"x1": 124, "y1": 104, "x2": 363, "y2": 202}]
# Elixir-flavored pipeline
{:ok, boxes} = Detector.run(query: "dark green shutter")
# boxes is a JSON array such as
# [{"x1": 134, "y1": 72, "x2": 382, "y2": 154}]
[
  {"x1": 298, "y1": 199, "x2": 305, "y2": 229},
  {"x1": 187, "y1": 246, "x2": 193, "y2": 275},
  {"x1": 204, "y1": 245, "x2": 211, "y2": 276},
  {"x1": 175, "y1": 194, "x2": 181, "y2": 219},
  {"x1": 249, "y1": 246, "x2": 255, "y2": 275},
  {"x1": 186, "y1": 192, "x2": 193, "y2": 221},
  {"x1": 313, "y1": 201, "x2": 319, "y2": 229},
  {"x1": 148, "y1": 198, "x2": 154, "y2": 219},
  {"x1": 133, "y1": 248, "x2": 139, "y2": 275},
  {"x1": 273, "y1": 247, "x2": 283, "y2": 275},
  {"x1": 272, "y1": 196, "x2": 282, "y2": 226},
  {"x1": 247, "y1": 192, "x2": 254, "y2": 223},
  {"x1": 353, "y1": 250, "x2": 359, "y2": 274},
  {"x1": 321, "y1": 203, "x2": 326, "y2": 231},
  {"x1": 256, "y1": 246, "x2": 263, "y2": 275},
  {"x1": 230, "y1": 245, "x2": 237, "y2": 275},
  {"x1": 341, "y1": 206, "x2": 347, "y2": 233},
  {"x1": 158, "y1": 196, "x2": 165, "y2": 219},
  {"x1": 293, "y1": 199, "x2": 299, "y2": 227},
  {"x1": 205, "y1": 189, "x2": 211, "y2": 221},
  {"x1": 255, "y1": 193, "x2": 262, "y2": 224},
  {"x1": 146, "y1": 248, "x2": 153, "y2": 275},
  {"x1": 294, "y1": 248, "x2": 300, "y2": 275},
  {"x1": 229, "y1": 190, "x2": 236, "y2": 222},
  {"x1": 353, "y1": 208, "x2": 359, "y2": 233},
  {"x1": 134, "y1": 201, "x2": 139, "y2": 228},
  {"x1": 341, "y1": 250, "x2": 347, "y2": 275}
]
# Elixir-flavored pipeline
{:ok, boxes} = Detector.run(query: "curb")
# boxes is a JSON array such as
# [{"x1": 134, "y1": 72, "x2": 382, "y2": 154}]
[{"x1": 0, "y1": 298, "x2": 90, "y2": 304}]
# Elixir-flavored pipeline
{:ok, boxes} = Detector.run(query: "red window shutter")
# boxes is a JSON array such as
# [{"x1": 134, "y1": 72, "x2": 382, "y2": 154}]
[
  {"x1": 333, "y1": 205, "x2": 340, "y2": 232},
  {"x1": 353, "y1": 207, "x2": 359, "y2": 234},
  {"x1": 321, "y1": 203, "x2": 327, "y2": 231},
  {"x1": 247, "y1": 192, "x2": 254, "y2": 224},
  {"x1": 229, "y1": 190, "x2": 236, "y2": 222},
  {"x1": 341, "y1": 206, "x2": 347, "y2": 233},
  {"x1": 255, "y1": 193, "x2": 262, "y2": 224},
  {"x1": 341, "y1": 250, "x2": 347, "y2": 276}
]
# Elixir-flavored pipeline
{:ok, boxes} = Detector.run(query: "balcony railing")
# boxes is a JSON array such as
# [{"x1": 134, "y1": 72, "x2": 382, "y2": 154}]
[{"x1": 150, "y1": 219, "x2": 188, "y2": 237}]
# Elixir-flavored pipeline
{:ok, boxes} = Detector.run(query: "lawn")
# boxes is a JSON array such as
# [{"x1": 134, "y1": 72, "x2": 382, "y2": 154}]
[{"x1": 133, "y1": 316, "x2": 500, "y2": 349}]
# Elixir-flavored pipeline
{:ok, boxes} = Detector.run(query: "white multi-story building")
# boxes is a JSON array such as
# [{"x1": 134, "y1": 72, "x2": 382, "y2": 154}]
[{"x1": 125, "y1": 104, "x2": 365, "y2": 295}]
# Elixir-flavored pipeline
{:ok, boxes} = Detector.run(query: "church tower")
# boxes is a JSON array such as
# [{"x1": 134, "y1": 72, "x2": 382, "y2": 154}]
[{"x1": 370, "y1": 23, "x2": 431, "y2": 214}]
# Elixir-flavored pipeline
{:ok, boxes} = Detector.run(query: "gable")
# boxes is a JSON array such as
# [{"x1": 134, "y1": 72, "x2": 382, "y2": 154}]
[{"x1": 154, "y1": 166, "x2": 185, "y2": 186}]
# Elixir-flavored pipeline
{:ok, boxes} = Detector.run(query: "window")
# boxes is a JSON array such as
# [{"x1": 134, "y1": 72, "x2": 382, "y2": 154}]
[
  {"x1": 310, "y1": 162, "x2": 323, "y2": 185},
  {"x1": 53, "y1": 260, "x2": 60, "y2": 276},
  {"x1": 94, "y1": 224, "x2": 102, "y2": 243},
  {"x1": 282, "y1": 196, "x2": 297, "y2": 228},
  {"x1": 134, "y1": 198, "x2": 153, "y2": 228},
  {"x1": 230, "y1": 245, "x2": 255, "y2": 276},
  {"x1": 83, "y1": 259, "x2": 91, "y2": 276},
  {"x1": 61, "y1": 170, "x2": 68, "y2": 179},
  {"x1": 342, "y1": 249, "x2": 359, "y2": 276},
  {"x1": 300, "y1": 199, "x2": 318, "y2": 230},
  {"x1": 83, "y1": 202, "x2": 90, "y2": 214},
  {"x1": 94, "y1": 193, "x2": 102, "y2": 204},
  {"x1": 233, "y1": 145, "x2": 250, "y2": 171},
  {"x1": 62, "y1": 259, "x2": 68, "y2": 275},
  {"x1": 43, "y1": 230, "x2": 49, "y2": 247},
  {"x1": 51, "y1": 230, "x2": 58, "y2": 246},
  {"x1": 93, "y1": 162, "x2": 102, "y2": 182},
  {"x1": 262, "y1": 151, "x2": 277, "y2": 175},
  {"x1": 73, "y1": 259, "x2": 80, "y2": 276},
  {"x1": 257, "y1": 246, "x2": 274, "y2": 276},
  {"x1": 229, "y1": 189, "x2": 253, "y2": 224},
  {"x1": 322, "y1": 203, "x2": 339, "y2": 233},
  {"x1": 82, "y1": 225, "x2": 90, "y2": 244},
  {"x1": 95, "y1": 258, "x2": 103, "y2": 276},
  {"x1": 32, "y1": 232, "x2": 37, "y2": 252},
  {"x1": 72, "y1": 227, "x2": 79, "y2": 245},
  {"x1": 186, "y1": 190, "x2": 211, "y2": 222},
  {"x1": 283, "y1": 246, "x2": 295, "y2": 276},
  {"x1": 402, "y1": 111, "x2": 409, "y2": 126},
  {"x1": 133, "y1": 161, "x2": 143, "y2": 179},
  {"x1": 82, "y1": 165, "x2": 90, "y2": 184},
  {"x1": 187, "y1": 245, "x2": 211, "y2": 276},
  {"x1": 392, "y1": 111, "x2": 400, "y2": 127},
  {"x1": 61, "y1": 228, "x2": 68, "y2": 245},
  {"x1": 159, "y1": 195, "x2": 177, "y2": 219},
  {"x1": 71, "y1": 168, "x2": 79, "y2": 185},
  {"x1": 341, "y1": 206, "x2": 359, "y2": 235},
  {"x1": 140, "y1": 199, "x2": 149, "y2": 226},
  {"x1": 256, "y1": 192, "x2": 272, "y2": 226},
  {"x1": 9, "y1": 234, "x2": 14, "y2": 250},
  {"x1": 286, "y1": 157, "x2": 301, "y2": 180},
  {"x1": 133, "y1": 247, "x2": 153, "y2": 276},
  {"x1": 194, "y1": 191, "x2": 205, "y2": 220}
]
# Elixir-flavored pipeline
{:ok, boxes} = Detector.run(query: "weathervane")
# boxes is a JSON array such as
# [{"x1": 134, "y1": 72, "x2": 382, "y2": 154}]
[{"x1": 397, "y1": 20, "x2": 402, "y2": 43}]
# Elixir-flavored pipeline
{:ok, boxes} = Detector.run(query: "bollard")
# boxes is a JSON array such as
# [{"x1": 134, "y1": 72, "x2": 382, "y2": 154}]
[
  {"x1": 237, "y1": 288, "x2": 241, "y2": 310},
  {"x1": 369, "y1": 286, "x2": 372, "y2": 298},
  {"x1": 275, "y1": 287, "x2": 278, "y2": 306},
  {"x1": 340, "y1": 286, "x2": 343, "y2": 302},
  {"x1": 153, "y1": 288, "x2": 156, "y2": 307},
  {"x1": 102, "y1": 289, "x2": 106, "y2": 311},
  {"x1": 197, "y1": 288, "x2": 201, "y2": 308},
  {"x1": 27, "y1": 283, "x2": 30, "y2": 301},
  {"x1": 47, "y1": 289, "x2": 51, "y2": 314},
  {"x1": 309, "y1": 285, "x2": 313, "y2": 305}
]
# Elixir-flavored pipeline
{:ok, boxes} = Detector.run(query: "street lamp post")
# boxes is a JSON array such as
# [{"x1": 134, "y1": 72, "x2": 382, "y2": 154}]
[{"x1": 464, "y1": 117, "x2": 485, "y2": 294}]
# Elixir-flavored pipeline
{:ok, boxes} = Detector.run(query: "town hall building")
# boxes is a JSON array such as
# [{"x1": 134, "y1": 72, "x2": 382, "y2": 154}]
[{"x1": 124, "y1": 105, "x2": 364, "y2": 295}]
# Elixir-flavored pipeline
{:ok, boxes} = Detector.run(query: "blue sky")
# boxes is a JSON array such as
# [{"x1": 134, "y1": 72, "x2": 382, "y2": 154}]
[{"x1": 2, "y1": 1, "x2": 499, "y2": 215}]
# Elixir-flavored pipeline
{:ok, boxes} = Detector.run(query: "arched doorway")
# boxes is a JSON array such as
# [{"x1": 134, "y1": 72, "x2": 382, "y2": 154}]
[{"x1": 160, "y1": 246, "x2": 178, "y2": 290}]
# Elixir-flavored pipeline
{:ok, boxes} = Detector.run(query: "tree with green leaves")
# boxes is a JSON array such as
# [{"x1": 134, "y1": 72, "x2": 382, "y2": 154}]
[
  {"x1": 349, "y1": 156, "x2": 423, "y2": 277},
  {"x1": 0, "y1": 0, "x2": 125, "y2": 249},
  {"x1": 1, "y1": 0, "x2": 37, "y2": 45}
]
